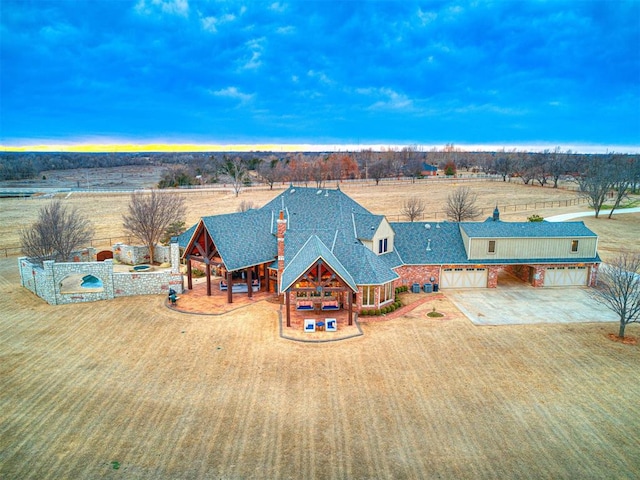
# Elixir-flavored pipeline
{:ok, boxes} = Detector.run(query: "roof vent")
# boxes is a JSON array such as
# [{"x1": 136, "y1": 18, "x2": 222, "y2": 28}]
[
  {"x1": 425, "y1": 224, "x2": 431, "y2": 229},
  {"x1": 317, "y1": 190, "x2": 322, "y2": 194},
  {"x1": 436, "y1": 223, "x2": 440, "y2": 229},
  {"x1": 290, "y1": 188, "x2": 296, "y2": 193},
  {"x1": 426, "y1": 239, "x2": 432, "y2": 251}
]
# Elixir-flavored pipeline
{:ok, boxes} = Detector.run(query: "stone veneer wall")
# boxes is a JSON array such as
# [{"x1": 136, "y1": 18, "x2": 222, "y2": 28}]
[
  {"x1": 19, "y1": 243, "x2": 183, "y2": 305},
  {"x1": 113, "y1": 243, "x2": 172, "y2": 265}
]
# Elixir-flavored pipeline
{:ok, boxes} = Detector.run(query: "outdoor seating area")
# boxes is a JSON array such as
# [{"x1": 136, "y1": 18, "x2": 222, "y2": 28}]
[
  {"x1": 304, "y1": 318, "x2": 338, "y2": 333},
  {"x1": 171, "y1": 277, "x2": 269, "y2": 315},
  {"x1": 219, "y1": 279, "x2": 260, "y2": 293}
]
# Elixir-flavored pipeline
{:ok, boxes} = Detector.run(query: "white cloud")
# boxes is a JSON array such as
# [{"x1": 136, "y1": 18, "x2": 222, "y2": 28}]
[
  {"x1": 276, "y1": 25, "x2": 295, "y2": 35},
  {"x1": 269, "y1": 2, "x2": 287, "y2": 13},
  {"x1": 135, "y1": 0, "x2": 189, "y2": 17},
  {"x1": 201, "y1": 13, "x2": 236, "y2": 33},
  {"x1": 210, "y1": 86, "x2": 254, "y2": 105},
  {"x1": 307, "y1": 70, "x2": 333, "y2": 86},
  {"x1": 358, "y1": 87, "x2": 413, "y2": 111},
  {"x1": 239, "y1": 37, "x2": 265, "y2": 70}
]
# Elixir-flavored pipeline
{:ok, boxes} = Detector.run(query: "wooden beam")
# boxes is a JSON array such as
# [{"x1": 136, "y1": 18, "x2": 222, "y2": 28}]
[
  {"x1": 348, "y1": 292, "x2": 353, "y2": 326},
  {"x1": 227, "y1": 271, "x2": 233, "y2": 304},
  {"x1": 247, "y1": 268, "x2": 253, "y2": 298},
  {"x1": 286, "y1": 291, "x2": 291, "y2": 327},
  {"x1": 187, "y1": 258, "x2": 192, "y2": 290},
  {"x1": 206, "y1": 262, "x2": 211, "y2": 296}
]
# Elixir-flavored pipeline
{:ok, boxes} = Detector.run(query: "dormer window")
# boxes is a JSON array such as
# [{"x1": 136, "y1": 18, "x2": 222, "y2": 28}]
[
  {"x1": 571, "y1": 240, "x2": 579, "y2": 253},
  {"x1": 378, "y1": 238, "x2": 388, "y2": 254}
]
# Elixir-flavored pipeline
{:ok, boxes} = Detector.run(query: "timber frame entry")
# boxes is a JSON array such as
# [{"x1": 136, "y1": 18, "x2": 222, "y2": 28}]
[
  {"x1": 284, "y1": 258, "x2": 355, "y2": 327},
  {"x1": 181, "y1": 220, "x2": 272, "y2": 304}
]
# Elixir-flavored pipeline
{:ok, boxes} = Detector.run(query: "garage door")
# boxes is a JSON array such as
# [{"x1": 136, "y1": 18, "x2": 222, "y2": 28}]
[
  {"x1": 440, "y1": 267, "x2": 488, "y2": 289},
  {"x1": 543, "y1": 266, "x2": 589, "y2": 287}
]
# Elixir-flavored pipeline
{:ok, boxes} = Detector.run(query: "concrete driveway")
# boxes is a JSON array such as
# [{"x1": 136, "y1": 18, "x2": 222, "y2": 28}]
[{"x1": 445, "y1": 285, "x2": 619, "y2": 326}]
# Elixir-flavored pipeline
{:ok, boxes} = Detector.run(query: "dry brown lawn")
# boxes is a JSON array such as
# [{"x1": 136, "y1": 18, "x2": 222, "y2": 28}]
[
  {"x1": 2, "y1": 179, "x2": 640, "y2": 478},
  {"x1": 1, "y1": 255, "x2": 640, "y2": 479}
]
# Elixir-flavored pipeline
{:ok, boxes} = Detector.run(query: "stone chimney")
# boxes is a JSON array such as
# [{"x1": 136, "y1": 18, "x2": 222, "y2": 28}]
[{"x1": 276, "y1": 211, "x2": 287, "y2": 285}]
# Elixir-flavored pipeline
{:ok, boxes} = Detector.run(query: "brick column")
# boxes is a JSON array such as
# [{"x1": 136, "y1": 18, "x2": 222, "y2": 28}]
[{"x1": 276, "y1": 211, "x2": 287, "y2": 293}]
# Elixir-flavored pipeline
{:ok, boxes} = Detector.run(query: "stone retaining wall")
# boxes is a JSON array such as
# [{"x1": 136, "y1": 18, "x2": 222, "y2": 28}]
[
  {"x1": 113, "y1": 243, "x2": 172, "y2": 265},
  {"x1": 19, "y1": 242, "x2": 183, "y2": 305}
]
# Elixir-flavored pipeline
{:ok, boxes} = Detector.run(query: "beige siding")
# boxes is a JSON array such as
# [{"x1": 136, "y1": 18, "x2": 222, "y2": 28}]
[
  {"x1": 468, "y1": 237, "x2": 598, "y2": 260},
  {"x1": 371, "y1": 218, "x2": 395, "y2": 255},
  {"x1": 460, "y1": 228, "x2": 471, "y2": 257}
]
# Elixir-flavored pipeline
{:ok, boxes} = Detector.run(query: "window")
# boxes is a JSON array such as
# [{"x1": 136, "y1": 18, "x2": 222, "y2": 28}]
[
  {"x1": 362, "y1": 285, "x2": 375, "y2": 307},
  {"x1": 378, "y1": 238, "x2": 388, "y2": 254},
  {"x1": 571, "y1": 240, "x2": 579, "y2": 252},
  {"x1": 488, "y1": 240, "x2": 496, "y2": 253},
  {"x1": 381, "y1": 282, "x2": 394, "y2": 304}
]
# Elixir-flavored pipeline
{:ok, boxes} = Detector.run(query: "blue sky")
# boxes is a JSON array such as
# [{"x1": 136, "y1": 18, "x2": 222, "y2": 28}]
[{"x1": 1, "y1": 0, "x2": 639, "y2": 152}]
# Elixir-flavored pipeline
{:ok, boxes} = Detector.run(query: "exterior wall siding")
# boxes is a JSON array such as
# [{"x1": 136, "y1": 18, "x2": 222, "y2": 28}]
[
  {"x1": 372, "y1": 218, "x2": 395, "y2": 254},
  {"x1": 468, "y1": 237, "x2": 598, "y2": 260}
]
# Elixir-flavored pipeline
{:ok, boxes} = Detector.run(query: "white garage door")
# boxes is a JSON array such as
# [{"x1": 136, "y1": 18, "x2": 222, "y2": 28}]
[
  {"x1": 440, "y1": 267, "x2": 488, "y2": 289},
  {"x1": 543, "y1": 266, "x2": 589, "y2": 287}
]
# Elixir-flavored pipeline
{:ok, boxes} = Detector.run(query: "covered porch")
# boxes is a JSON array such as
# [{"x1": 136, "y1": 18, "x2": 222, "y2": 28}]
[
  {"x1": 181, "y1": 218, "x2": 275, "y2": 303},
  {"x1": 280, "y1": 238, "x2": 359, "y2": 328}
]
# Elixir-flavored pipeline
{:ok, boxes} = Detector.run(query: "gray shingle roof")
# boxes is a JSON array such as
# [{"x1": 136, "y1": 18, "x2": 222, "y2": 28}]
[
  {"x1": 264, "y1": 186, "x2": 398, "y2": 286},
  {"x1": 391, "y1": 222, "x2": 469, "y2": 265},
  {"x1": 280, "y1": 235, "x2": 358, "y2": 292},
  {"x1": 353, "y1": 212, "x2": 384, "y2": 241},
  {"x1": 461, "y1": 220, "x2": 597, "y2": 238},
  {"x1": 200, "y1": 208, "x2": 276, "y2": 271}
]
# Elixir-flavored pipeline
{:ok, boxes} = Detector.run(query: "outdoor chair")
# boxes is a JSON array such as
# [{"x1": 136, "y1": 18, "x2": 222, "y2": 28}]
[
  {"x1": 304, "y1": 319, "x2": 316, "y2": 332},
  {"x1": 325, "y1": 318, "x2": 337, "y2": 332}
]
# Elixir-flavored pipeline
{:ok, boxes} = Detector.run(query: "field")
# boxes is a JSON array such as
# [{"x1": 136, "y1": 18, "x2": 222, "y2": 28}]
[
  {"x1": 1, "y1": 256, "x2": 639, "y2": 479},
  {"x1": 1, "y1": 176, "x2": 640, "y2": 478},
  {"x1": 1, "y1": 171, "x2": 639, "y2": 261}
]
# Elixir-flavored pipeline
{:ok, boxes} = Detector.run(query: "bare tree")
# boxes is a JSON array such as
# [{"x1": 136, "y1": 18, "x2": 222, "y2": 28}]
[
  {"x1": 494, "y1": 150, "x2": 514, "y2": 181},
  {"x1": 123, "y1": 190, "x2": 186, "y2": 264},
  {"x1": 256, "y1": 155, "x2": 282, "y2": 190},
  {"x1": 402, "y1": 196, "x2": 426, "y2": 222},
  {"x1": 21, "y1": 199, "x2": 94, "y2": 263},
  {"x1": 368, "y1": 159, "x2": 388, "y2": 185},
  {"x1": 607, "y1": 154, "x2": 637, "y2": 218},
  {"x1": 590, "y1": 253, "x2": 640, "y2": 338},
  {"x1": 237, "y1": 200, "x2": 257, "y2": 212},
  {"x1": 220, "y1": 155, "x2": 249, "y2": 197},
  {"x1": 575, "y1": 155, "x2": 614, "y2": 218},
  {"x1": 445, "y1": 186, "x2": 481, "y2": 222}
]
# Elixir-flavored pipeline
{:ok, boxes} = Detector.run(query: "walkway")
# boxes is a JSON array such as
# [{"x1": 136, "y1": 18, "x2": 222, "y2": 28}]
[{"x1": 546, "y1": 206, "x2": 640, "y2": 222}]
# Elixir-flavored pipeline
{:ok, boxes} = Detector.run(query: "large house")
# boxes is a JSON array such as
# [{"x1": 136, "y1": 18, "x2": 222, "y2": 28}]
[{"x1": 179, "y1": 186, "x2": 600, "y2": 324}]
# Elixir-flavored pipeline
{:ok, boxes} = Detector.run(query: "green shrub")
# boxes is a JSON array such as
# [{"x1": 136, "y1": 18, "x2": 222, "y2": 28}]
[
  {"x1": 375, "y1": 309, "x2": 381, "y2": 316},
  {"x1": 192, "y1": 267, "x2": 205, "y2": 278},
  {"x1": 528, "y1": 214, "x2": 544, "y2": 222}
]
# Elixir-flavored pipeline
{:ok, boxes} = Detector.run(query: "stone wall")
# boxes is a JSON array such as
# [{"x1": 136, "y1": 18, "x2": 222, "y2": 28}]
[
  {"x1": 19, "y1": 242, "x2": 183, "y2": 305},
  {"x1": 113, "y1": 243, "x2": 172, "y2": 265}
]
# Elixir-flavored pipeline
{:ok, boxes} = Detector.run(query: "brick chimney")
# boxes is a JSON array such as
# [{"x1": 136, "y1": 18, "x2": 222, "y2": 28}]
[{"x1": 276, "y1": 211, "x2": 287, "y2": 286}]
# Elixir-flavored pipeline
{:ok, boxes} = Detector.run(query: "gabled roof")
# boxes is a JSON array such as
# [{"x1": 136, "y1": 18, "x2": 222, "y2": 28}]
[
  {"x1": 280, "y1": 235, "x2": 358, "y2": 292},
  {"x1": 352, "y1": 212, "x2": 384, "y2": 241},
  {"x1": 200, "y1": 208, "x2": 276, "y2": 271},
  {"x1": 460, "y1": 220, "x2": 597, "y2": 238},
  {"x1": 264, "y1": 186, "x2": 398, "y2": 284}
]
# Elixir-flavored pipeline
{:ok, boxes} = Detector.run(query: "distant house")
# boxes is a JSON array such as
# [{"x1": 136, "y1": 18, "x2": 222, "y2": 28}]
[
  {"x1": 179, "y1": 187, "x2": 600, "y2": 324},
  {"x1": 421, "y1": 163, "x2": 438, "y2": 176}
]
